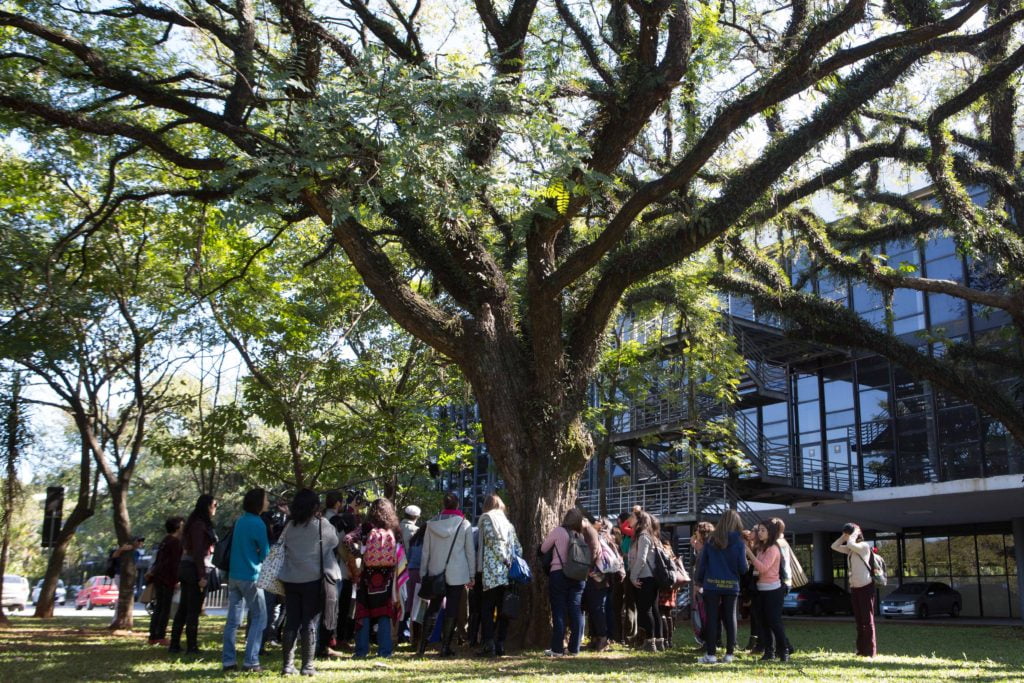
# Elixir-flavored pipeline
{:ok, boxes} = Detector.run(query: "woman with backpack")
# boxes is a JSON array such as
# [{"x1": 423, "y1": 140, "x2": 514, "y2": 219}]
[
  {"x1": 475, "y1": 494, "x2": 521, "y2": 657},
  {"x1": 627, "y1": 510, "x2": 663, "y2": 652},
  {"x1": 417, "y1": 492, "x2": 475, "y2": 657},
  {"x1": 745, "y1": 519, "x2": 790, "y2": 662},
  {"x1": 831, "y1": 522, "x2": 876, "y2": 657},
  {"x1": 695, "y1": 510, "x2": 747, "y2": 664},
  {"x1": 583, "y1": 516, "x2": 619, "y2": 652},
  {"x1": 540, "y1": 508, "x2": 598, "y2": 657},
  {"x1": 344, "y1": 497, "x2": 407, "y2": 659},
  {"x1": 169, "y1": 495, "x2": 217, "y2": 655},
  {"x1": 278, "y1": 488, "x2": 340, "y2": 676}
]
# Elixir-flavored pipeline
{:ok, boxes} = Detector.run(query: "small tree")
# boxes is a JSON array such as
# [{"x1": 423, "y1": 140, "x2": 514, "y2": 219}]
[{"x1": 0, "y1": 370, "x2": 31, "y2": 626}]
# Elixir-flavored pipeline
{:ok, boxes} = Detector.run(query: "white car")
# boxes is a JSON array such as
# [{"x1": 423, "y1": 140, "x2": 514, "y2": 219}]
[
  {"x1": 31, "y1": 578, "x2": 66, "y2": 606},
  {"x1": 2, "y1": 574, "x2": 30, "y2": 612}
]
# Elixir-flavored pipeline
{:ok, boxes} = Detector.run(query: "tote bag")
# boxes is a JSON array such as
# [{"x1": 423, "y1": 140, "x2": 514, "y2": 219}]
[{"x1": 256, "y1": 525, "x2": 289, "y2": 596}]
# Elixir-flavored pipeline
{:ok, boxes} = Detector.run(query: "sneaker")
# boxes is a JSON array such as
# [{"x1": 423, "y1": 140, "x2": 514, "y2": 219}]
[
  {"x1": 242, "y1": 665, "x2": 264, "y2": 673},
  {"x1": 699, "y1": 654, "x2": 718, "y2": 664},
  {"x1": 723, "y1": 654, "x2": 735, "y2": 663},
  {"x1": 543, "y1": 650, "x2": 565, "y2": 657},
  {"x1": 223, "y1": 664, "x2": 238, "y2": 672}
]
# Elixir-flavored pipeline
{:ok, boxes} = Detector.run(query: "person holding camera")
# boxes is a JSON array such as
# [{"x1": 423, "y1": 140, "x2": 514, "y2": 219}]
[{"x1": 831, "y1": 523, "x2": 876, "y2": 657}]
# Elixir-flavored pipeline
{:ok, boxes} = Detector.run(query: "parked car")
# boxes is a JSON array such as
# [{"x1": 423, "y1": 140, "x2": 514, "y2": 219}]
[
  {"x1": 782, "y1": 582, "x2": 852, "y2": 616},
  {"x1": 2, "y1": 574, "x2": 31, "y2": 612},
  {"x1": 74, "y1": 576, "x2": 119, "y2": 610},
  {"x1": 31, "y1": 579, "x2": 66, "y2": 606},
  {"x1": 881, "y1": 581, "x2": 961, "y2": 619}
]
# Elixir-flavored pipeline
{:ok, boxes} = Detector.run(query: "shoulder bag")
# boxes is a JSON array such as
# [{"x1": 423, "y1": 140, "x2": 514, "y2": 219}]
[
  {"x1": 256, "y1": 523, "x2": 289, "y2": 596},
  {"x1": 419, "y1": 524, "x2": 462, "y2": 600}
]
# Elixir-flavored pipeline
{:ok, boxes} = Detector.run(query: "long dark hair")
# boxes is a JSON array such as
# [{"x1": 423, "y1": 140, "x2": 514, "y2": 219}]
[
  {"x1": 289, "y1": 488, "x2": 320, "y2": 526},
  {"x1": 185, "y1": 494, "x2": 214, "y2": 531}
]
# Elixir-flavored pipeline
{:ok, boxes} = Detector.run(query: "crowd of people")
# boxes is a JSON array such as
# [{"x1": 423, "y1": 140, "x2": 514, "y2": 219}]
[{"x1": 139, "y1": 487, "x2": 876, "y2": 674}]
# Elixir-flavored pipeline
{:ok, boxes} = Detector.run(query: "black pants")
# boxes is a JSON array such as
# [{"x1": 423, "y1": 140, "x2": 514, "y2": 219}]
[
  {"x1": 635, "y1": 577, "x2": 662, "y2": 640},
  {"x1": 703, "y1": 592, "x2": 737, "y2": 656},
  {"x1": 336, "y1": 578, "x2": 355, "y2": 642},
  {"x1": 263, "y1": 591, "x2": 282, "y2": 644},
  {"x1": 609, "y1": 572, "x2": 623, "y2": 642},
  {"x1": 480, "y1": 585, "x2": 510, "y2": 644},
  {"x1": 757, "y1": 587, "x2": 788, "y2": 655},
  {"x1": 170, "y1": 564, "x2": 205, "y2": 650},
  {"x1": 148, "y1": 583, "x2": 174, "y2": 641},
  {"x1": 283, "y1": 580, "x2": 323, "y2": 642},
  {"x1": 583, "y1": 578, "x2": 608, "y2": 638},
  {"x1": 426, "y1": 583, "x2": 465, "y2": 619},
  {"x1": 748, "y1": 590, "x2": 762, "y2": 646}
]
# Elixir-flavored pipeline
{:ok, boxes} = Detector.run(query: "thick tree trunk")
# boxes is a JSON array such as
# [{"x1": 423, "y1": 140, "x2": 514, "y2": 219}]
[{"x1": 108, "y1": 484, "x2": 136, "y2": 630}]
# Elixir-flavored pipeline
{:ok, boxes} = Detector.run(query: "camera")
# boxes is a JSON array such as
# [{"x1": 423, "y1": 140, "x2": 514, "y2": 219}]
[{"x1": 842, "y1": 523, "x2": 857, "y2": 535}]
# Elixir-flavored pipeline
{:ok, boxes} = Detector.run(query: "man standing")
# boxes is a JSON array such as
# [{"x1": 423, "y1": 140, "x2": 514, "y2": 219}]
[{"x1": 222, "y1": 488, "x2": 271, "y2": 672}]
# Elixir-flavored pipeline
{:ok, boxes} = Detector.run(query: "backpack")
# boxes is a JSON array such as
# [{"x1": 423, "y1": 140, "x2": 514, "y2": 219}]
[
  {"x1": 597, "y1": 537, "x2": 623, "y2": 575},
  {"x1": 867, "y1": 549, "x2": 888, "y2": 588},
  {"x1": 212, "y1": 527, "x2": 234, "y2": 572},
  {"x1": 557, "y1": 530, "x2": 592, "y2": 581},
  {"x1": 104, "y1": 550, "x2": 118, "y2": 578},
  {"x1": 363, "y1": 528, "x2": 397, "y2": 567},
  {"x1": 650, "y1": 544, "x2": 677, "y2": 590}
]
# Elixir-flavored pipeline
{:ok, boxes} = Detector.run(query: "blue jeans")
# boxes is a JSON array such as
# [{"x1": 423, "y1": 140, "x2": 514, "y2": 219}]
[
  {"x1": 548, "y1": 570, "x2": 585, "y2": 654},
  {"x1": 222, "y1": 579, "x2": 267, "y2": 668},
  {"x1": 355, "y1": 616, "x2": 392, "y2": 657}
]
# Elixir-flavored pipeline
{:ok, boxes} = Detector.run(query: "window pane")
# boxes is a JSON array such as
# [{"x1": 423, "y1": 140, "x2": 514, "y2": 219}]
[
  {"x1": 924, "y1": 537, "x2": 950, "y2": 578},
  {"x1": 798, "y1": 402, "x2": 820, "y2": 431},
  {"x1": 980, "y1": 576, "x2": 1011, "y2": 618},
  {"x1": 903, "y1": 537, "x2": 925, "y2": 579},
  {"x1": 977, "y1": 535, "x2": 1007, "y2": 576},
  {"x1": 928, "y1": 293, "x2": 965, "y2": 326},
  {"x1": 949, "y1": 536, "x2": 976, "y2": 575},
  {"x1": 925, "y1": 255, "x2": 964, "y2": 282},
  {"x1": 951, "y1": 577, "x2": 980, "y2": 617},
  {"x1": 924, "y1": 235, "x2": 956, "y2": 260}
]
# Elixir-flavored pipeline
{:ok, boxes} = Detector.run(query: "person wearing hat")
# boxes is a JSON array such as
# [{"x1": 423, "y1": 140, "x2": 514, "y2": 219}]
[
  {"x1": 400, "y1": 506, "x2": 421, "y2": 555},
  {"x1": 397, "y1": 505, "x2": 422, "y2": 644}
]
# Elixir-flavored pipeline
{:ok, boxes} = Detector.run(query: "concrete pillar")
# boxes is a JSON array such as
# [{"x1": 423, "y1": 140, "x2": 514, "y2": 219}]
[
  {"x1": 812, "y1": 531, "x2": 833, "y2": 583},
  {"x1": 1013, "y1": 517, "x2": 1024, "y2": 623}
]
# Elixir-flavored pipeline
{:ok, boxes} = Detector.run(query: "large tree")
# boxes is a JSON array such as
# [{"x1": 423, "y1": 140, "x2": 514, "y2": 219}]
[{"x1": 3, "y1": 0, "x2": 1023, "y2": 635}]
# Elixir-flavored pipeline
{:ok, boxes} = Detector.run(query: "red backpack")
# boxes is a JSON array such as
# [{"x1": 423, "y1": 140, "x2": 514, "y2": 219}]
[{"x1": 363, "y1": 528, "x2": 397, "y2": 567}]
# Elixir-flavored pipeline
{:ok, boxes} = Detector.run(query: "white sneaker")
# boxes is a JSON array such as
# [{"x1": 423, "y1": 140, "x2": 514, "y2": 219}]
[
  {"x1": 723, "y1": 654, "x2": 735, "y2": 663},
  {"x1": 543, "y1": 650, "x2": 564, "y2": 657},
  {"x1": 699, "y1": 654, "x2": 718, "y2": 664}
]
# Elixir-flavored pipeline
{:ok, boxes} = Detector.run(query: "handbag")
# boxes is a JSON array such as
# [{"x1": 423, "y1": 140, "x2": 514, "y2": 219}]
[
  {"x1": 419, "y1": 525, "x2": 462, "y2": 600},
  {"x1": 140, "y1": 582, "x2": 155, "y2": 604},
  {"x1": 501, "y1": 584, "x2": 521, "y2": 620},
  {"x1": 256, "y1": 524, "x2": 289, "y2": 596},
  {"x1": 212, "y1": 526, "x2": 233, "y2": 572},
  {"x1": 508, "y1": 553, "x2": 532, "y2": 584}
]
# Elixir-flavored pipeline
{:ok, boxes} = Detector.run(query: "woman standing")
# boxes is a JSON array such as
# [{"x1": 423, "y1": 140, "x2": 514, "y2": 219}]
[
  {"x1": 745, "y1": 520, "x2": 790, "y2": 662},
  {"x1": 169, "y1": 495, "x2": 217, "y2": 655},
  {"x1": 475, "y1": 494, "x2": 521, "y2": 657},
  {"x1": 147, "y1": 516, "x2": 184, "y2": 646},
  {"x1": 695, "y1": 510, "x2": 747, "y2": 664},
  {"x1": 831, "y1": 522, "x2": 876, "y2": 657},
  {"x1": 583, "y1": 517, "x2": 618, "y2": 652},
  {"x1": 627, "y1": 511, "x2": 663, "y2": 652},
  {"x1": 417, "y1": 492, "x2": 475, "y2": 657},
  {"x1": 541, "y1": 509, "x2": 598, "y2": 657},
  {"x1": 346, "y1": 497, "x2": 407, "y2": 659},
  {"x1": 278, "y1": 489, "x2": 340, "y2": 676}
]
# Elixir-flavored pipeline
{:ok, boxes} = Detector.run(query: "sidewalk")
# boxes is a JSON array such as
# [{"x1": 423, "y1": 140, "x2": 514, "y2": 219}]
[{"x1": 785, "y1": 614, "x2": 1022, "y2": 627}]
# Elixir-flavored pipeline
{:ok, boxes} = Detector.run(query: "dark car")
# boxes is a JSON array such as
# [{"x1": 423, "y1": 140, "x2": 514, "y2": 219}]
[
  {"x1": 782, "y1": 582, "x2": 852, "y2": 616},
  {"x1": 881, "y1": 581, "x2": 961, "y2": 619}
]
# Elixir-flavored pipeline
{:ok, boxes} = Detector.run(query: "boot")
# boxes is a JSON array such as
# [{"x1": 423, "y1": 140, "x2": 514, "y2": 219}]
[
  {"x1": 494, "y1": 640, "x2": 505, "y2": 657},
  {"x1": 593, "y1": 636, "x2": 609, "y2": 652},
  {"x1": 656, "y1": 637, "x2": 666, "y2": 651},
  {"x1": 299, "y1": 629, "x2": 316, "y2": 676},
  {"x1": 476, "y1": 639, "x2": 495, "y2": 657},
  {"x1": 642, "y1": 638, "x2": 657, "y2": 652},
  {"x1": 439, "y1": 617, "x2": 457, "y2": 657},
  {"x1": 281, "y1": 630, "x2": 298, "y2": 676},
  {"x1": 415, "y1": 615, "x2": 436, "y2": 657},
  {"x1": 745, "y1": 635, "x2": 759, "y2": 651}
]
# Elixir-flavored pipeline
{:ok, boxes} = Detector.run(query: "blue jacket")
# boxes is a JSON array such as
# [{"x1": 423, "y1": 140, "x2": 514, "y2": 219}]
[
  {"x1": 228, "y1": 512, "x2": 271, "y2": 581},
  {"x1": 695, "y1": 531, "x2": 748, "y2": 595}
]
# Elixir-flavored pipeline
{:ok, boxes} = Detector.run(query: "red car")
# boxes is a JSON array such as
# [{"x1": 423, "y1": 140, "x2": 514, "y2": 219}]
[{"x1": 75, "y1": 576, "x2": 119, "y2": 610}]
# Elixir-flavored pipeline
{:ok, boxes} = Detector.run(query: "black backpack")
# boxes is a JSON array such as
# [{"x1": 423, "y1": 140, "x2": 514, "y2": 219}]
[
  {"x1": 212, "y1": 526, "x2": 234, "y2": 572},
  {"x1": 651, "y1": 544, "x2": 676, "y2": 590},
  {"x1": 104, "y1": 550, "x2": 118, "y2": 578}
]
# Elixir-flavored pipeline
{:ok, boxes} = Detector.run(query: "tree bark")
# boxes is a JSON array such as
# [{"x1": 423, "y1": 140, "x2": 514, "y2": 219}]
[
  {"x1": 34, "y1": 442, "x2": 95, "y2": 618},
  {"x1": 107, "y1": 483, "x2": 136, "y2": 630}
]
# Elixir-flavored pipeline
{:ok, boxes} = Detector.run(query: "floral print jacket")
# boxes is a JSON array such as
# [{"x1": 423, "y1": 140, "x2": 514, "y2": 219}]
[{"x1": 476, "y1": 510, "x2": 522, "y2": 591}]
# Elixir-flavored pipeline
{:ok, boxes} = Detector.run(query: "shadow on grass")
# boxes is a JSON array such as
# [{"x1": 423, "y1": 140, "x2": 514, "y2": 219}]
[{"x1": 1, "y1": 616, "x2": 1022, "y2": 681}]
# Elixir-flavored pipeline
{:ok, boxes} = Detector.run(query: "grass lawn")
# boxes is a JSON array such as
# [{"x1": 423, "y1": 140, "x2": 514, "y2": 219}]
[{"x1": 1, "y1": 616, "x2": 1022, "y2": 682}]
